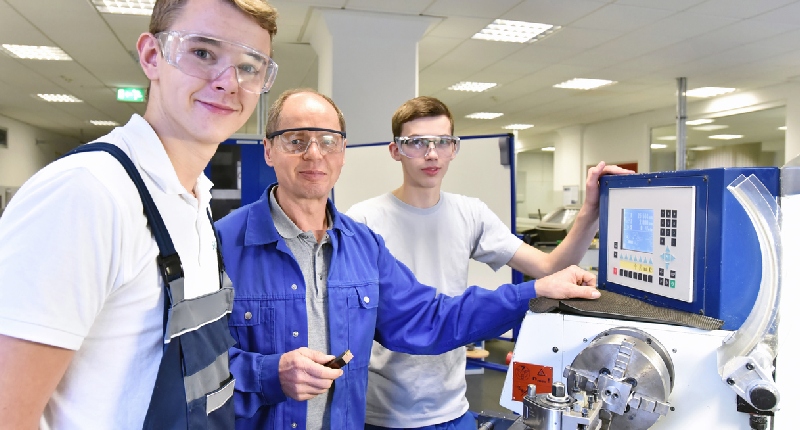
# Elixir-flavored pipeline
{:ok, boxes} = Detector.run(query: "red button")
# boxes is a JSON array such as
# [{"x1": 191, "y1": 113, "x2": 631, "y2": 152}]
[{"x1": 613, "y1": 267, "x2": 618, "y2": 275}]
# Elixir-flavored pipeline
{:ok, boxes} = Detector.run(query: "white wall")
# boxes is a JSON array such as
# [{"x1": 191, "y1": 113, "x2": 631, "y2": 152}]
[
  {"x1": 516, "y1": 151, "x2": 557, "y2": 219},
  {"x1": 0, "y1": 114, "x2": 79, "y2": 187},
  {"x1": 581, "y1": 82, "x2": 800, "y2": 173}
]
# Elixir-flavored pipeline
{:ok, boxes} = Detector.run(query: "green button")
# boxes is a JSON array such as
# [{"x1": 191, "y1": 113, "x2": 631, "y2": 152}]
[{"x1": 669, "y1": 280, "x2": 675, "y2": 288}]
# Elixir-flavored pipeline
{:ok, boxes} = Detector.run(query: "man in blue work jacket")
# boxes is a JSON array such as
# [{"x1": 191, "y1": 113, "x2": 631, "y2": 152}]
[{"x1": 215, "y1": 88, "x2": 602, "y2": 429}]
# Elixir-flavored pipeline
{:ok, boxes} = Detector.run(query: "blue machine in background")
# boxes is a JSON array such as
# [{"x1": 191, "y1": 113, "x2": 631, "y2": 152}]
[
  {"x1": 205, "y1": 137, "x2": 276, "y2": 220},
  {"x1": 598, "y1": 167, "x2": 779, "y2": 330}
]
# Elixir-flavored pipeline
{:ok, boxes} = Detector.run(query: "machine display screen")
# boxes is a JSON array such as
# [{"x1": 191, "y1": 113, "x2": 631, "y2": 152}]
[{"x1": 622, "y1": 208, "x2": 653, "y2": 253}]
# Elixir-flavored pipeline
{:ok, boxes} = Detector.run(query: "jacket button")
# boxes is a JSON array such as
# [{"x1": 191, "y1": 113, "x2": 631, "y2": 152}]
[
  {"x1": 244, "y1": 311, "x2": 252, "y2": 320},
  {"x1": 291, "y1": 423, "x2": 297, "y2": 428},
  {"x1": 292, "y1": 331, "x2": 299, "y2": 337},
  {"x1": 291, "y1": 284, "x2": 298, "y2": 290},
  {"x1": 363, "y1": 296, "x2": 370, "y2": 304}
]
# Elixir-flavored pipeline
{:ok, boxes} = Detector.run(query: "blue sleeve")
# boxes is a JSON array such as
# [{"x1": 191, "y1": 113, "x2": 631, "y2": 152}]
[
  {"x1": 371, "y1": 231, "x2": 537, "y2": 354},
  {"x1": 229, "y1": 346, "x2": 286, "y2": 419}
]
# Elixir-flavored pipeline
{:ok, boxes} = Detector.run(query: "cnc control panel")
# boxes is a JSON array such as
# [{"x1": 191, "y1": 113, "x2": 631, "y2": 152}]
[
  {"x1": 606, "y1": 186, "x2": 696, "y2": 303},
  {"x1": 599, "y1": 168, "x2": 779, "y2": 330}
]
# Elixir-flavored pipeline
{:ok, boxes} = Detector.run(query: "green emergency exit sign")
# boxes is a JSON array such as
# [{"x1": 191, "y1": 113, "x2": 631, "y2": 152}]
[{"x1": 117, "y1": 87, "x2": 145, "y2": 103}]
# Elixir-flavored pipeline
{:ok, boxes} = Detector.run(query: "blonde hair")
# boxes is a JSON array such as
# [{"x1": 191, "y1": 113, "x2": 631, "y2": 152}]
[{"x1": 150, "y1": 0, "x2": 278, "y2": 38}]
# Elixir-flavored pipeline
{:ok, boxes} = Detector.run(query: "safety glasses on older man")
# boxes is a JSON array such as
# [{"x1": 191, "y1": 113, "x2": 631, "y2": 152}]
[
  {"x1": 394, "y1": 135, "x2": 460, "y2": 159},
  {"x1": 155, "y1": 31, "x2": 279, "y2": 94},
  {"x1": 267, "y1": 127, "x2": 347, "y2": 155}
]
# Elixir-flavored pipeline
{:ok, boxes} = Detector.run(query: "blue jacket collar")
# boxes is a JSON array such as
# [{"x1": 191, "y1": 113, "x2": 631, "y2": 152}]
[{"x1": 243, "y1": 183, "x2": 353, "y2": 246}]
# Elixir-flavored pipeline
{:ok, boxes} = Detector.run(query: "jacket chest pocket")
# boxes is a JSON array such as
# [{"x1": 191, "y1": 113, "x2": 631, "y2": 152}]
[
  {"x1": 346, "y1": 283, "x2": 379, "y2": 369},
  {"x1": 229, "y1": 300, "x2": 276, "y2": 355}
]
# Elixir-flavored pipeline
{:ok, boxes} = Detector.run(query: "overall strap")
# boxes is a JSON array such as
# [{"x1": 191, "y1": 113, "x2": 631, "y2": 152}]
[
  {"x1": 62, "y1": 143, "x2": 184, "y2": 285},
  {"x1": 61, "y1": 143, "x2": 184, "y2": 337}
]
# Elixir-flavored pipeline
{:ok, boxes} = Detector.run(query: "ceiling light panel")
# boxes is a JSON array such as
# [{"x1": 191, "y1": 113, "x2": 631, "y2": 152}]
[
  {"x1": 554, "y1": 78, "x2": 616, "y2": 90},
  {"x1": 1, "y1": 44, "x2": 72, "y2": 60},
  {"x1": 36, "y1": 94, "x2": 82, "y2": 103},
  {"x1": 466, "y1": 112, "x2": 504, "y2": 119},
  {"x1": 686, "y1": 119, "x2": 713, "y2": 126},
  {"x1": 692, "y1": 124, "x2": 729, "y2": 131},
  {"x1": 709, "y1": 134, "x2": 743, "y2": 140},
  {"x1": 657, "y1": 136, "x2": 677, "y2": 141},
  {"x1": 92, "y1": 0, "x2": 155, "y2": 15},
  {"x1": 650, "y1": 144, "x2": 668, "y2": 149},
  {"x1": 472, "y1": 19, "x2": 560, "y2": 43},
  {"x1": 448, "y1": 81, "x2": 497, "y2": 92},
  {"x1": 541, "y1": 146, "x2": 555, "y2": 152},
  {"x1": 90, "y1": 120, "x2": 119, "y2": 126},
  {"x1": 690, "y1": 146, "x2": 715, "y2": 151},
  {"x1": 503, "y1": 124, "x2": 534, "y2": 130},
  {"x1": 686, "y1": 87, "x2": 736, "y2": 98}
]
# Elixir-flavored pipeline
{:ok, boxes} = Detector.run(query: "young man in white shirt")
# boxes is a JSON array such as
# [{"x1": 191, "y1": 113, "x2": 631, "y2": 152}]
[
  {"x1": 0, "y1": 0, "x2": 278, "y2": 428},
  {"x1": 347, "y1": 96, "x2": 632, "y2": 430}
]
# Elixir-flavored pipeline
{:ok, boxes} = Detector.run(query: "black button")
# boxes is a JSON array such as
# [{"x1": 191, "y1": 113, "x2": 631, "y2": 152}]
[
  {"x1": 613, "y1": 251, "x2": 618, "y2": 258},
  {"x1": 660, "y1": 219, "x2": 665, "y2": 227},
  {"x1": 661, "y1": 209, "x2": 666, "y2": 217},
  {"x1": 638, "y1": 273, "x2": 643, "y2": 281},
  {"x1": 671, "y1": 229, "x2": 677, "y2": 237},
  {"x1": 671, "y1": 238, "x2": 676, "y2": 247},
  {"x1": 659, "y1": 268, "x2": 664, "y2": 276},
  {"x1": 660, "y1": 237, "x2": 665, "y2": 245},
  {"x1": 670, "y1": 270, "x2": 676, "y2": 279},
  {"x1": 665, "y1": 229, "x2": 670, "y2": 237},
  {"x1": 672, "y1": 210, "x2": 677, "y2": 218},
  {"x1": 648, "y1": 275, "x2": 653, "y2": 283},
  {"x1": 672, "y1": 219, "x2": 677, "y2": 227},
  {"x1": 659, "y1": 277, "x2": 664, "y2": 286},
  {"x1": 661, "y1": 228, "x2": 665, "y2": 236},
  {"x1": 614, "y1": 242, "x2": 618, "y2": 249}
]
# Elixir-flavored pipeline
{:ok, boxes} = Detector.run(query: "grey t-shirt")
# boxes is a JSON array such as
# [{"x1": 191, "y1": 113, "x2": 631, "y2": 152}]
[
  {"x1": 269, "y1": 189, "x2": 333, "y2": 430},
  {"x1": 346, "y1": 191, "x2": 522, "y2": 427}
]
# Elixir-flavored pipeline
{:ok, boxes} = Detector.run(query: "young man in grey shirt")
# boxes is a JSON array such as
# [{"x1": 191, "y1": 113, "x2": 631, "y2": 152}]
[{"x1": 347, "y1": 96, "x2": 632, "y2": 430}]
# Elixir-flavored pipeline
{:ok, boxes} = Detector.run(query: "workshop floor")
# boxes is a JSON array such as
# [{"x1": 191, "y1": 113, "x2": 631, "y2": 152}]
[{"x1": 465, "y1": 339, "x2": 516, "y2": 417}]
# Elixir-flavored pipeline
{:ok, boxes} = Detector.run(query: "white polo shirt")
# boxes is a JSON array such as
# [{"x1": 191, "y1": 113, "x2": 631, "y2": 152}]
[{"x1": 0, "y1": 114, "x2": 220, "y2": 429}]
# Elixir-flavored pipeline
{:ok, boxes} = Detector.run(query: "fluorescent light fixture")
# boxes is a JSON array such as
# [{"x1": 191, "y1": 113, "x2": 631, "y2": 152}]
[
  {"x1": 92, "y1": 0, "x2": 155, "y2": 15},
  {"x1": 540, "y1": 146, "x2": 555, "y2": 152},
  {"x1": 472, "y1": 19, "x2": 560, "y2": 43},
  {"x1": 692, "y1": 124, "x2": 729, "y2": 131},
  {"x1": 448, "y1": 81, "x2": 497, "y2": 92},
  {"x1": 779, "y1": 126, "x2": 787, "y2": 131},
  {"x1": 709, "y1": 134, "x2": 743, "y2": 140},
  {"x1": 36, "y1": 94, "x2": 82, "y2": 103},
  {"x1": 690, "y1": 146, "x2": 714, "y2": 151},
  {"x1": 554, "y1": 78, "x2": 616, "y2": 90},
  {"x1": 90, "y1": 120, "x2": 119, "y2": 126},
  {"x1": 1, "y1": 44, "x2": 72, "y2": 60},
  {"x1": 650, "y1": 144, "x2": 668, "y2": 149},
  {"x1": 503, "y1": 124, "x2": 534, "y2": 130},
  {"x1": 686, "y1": 119, "x2": 713, "y2": 126},
  {"x1": 657, "y1": 136, "x2": 677, "y2": 141},
  {"x1": 686, "y1": 87, "x2": 736, "y2": 98},
  {"x1": 465, "y1": 112, "x2": 504, "y2": 120}
]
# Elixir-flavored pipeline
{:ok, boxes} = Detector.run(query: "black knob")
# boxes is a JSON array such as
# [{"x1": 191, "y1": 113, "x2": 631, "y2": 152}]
[{"x1": 749, "y1": 386, "x2": 777, "y2": 411}]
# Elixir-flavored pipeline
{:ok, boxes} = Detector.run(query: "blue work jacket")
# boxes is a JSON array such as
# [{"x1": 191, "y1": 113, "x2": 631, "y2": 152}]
[{"x1": 215, "y1": 185, "x2": 537, "y2": 429}]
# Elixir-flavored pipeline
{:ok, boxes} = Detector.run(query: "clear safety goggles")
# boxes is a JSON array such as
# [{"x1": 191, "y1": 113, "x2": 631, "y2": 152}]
[
  {"x1": 155, "y1": 31, "x2": 278, "y2": 94},
  {"x1": 267, "y1": 127, "x2": 347, "y2": 155},
  {"x1": 394, "y1": 135, "x2": 460, "y2": 159}
]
